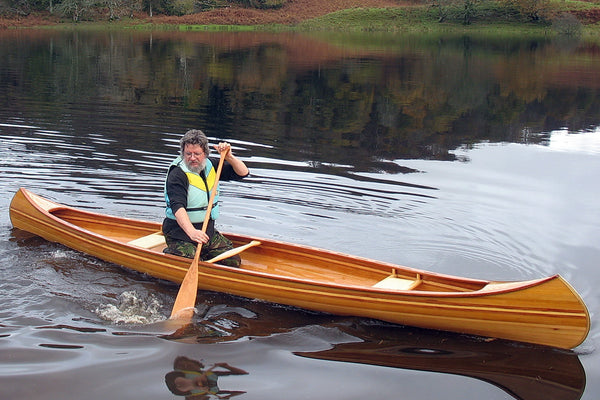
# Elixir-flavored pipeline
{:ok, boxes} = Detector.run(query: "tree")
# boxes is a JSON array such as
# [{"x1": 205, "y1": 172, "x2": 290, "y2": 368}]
[
  {"x1": 505, "y1": 0, "x2": 550, "y2": 21},
  {"x1": 431, "y1": 0, "x2": 454, "y2": 22},
  {"x1": 231, "y1": 0, "x2": 285, "y2": 9},
  {"x1": 56, "y1": 0, "x2": 94, "y2": 21},
  {"x1": 430, "y1": 0, "x2": 479, "y2": 25},
  {"x1": 461, "y1": 0, "x2": 477, "y2": 25},
  {"x1": 102, "y1": 0, "x2": 125, "y2": 19},
  {"x1": 143, "y1": 0, "x2": 160, "y2": 16},
  {"x1": 1, "y1": 0, "x2": 32, "y2": 15}
]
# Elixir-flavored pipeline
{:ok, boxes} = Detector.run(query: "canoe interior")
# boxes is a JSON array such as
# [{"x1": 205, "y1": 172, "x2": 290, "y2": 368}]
[{"x1": 50, "y1": 208, "x2": 489, "y2": 293}]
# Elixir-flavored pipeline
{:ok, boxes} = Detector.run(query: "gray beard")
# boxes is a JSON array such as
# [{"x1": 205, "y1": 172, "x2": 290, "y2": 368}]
[{"x1": 185, "y1": 159, "x2": 206, "y2": 174}]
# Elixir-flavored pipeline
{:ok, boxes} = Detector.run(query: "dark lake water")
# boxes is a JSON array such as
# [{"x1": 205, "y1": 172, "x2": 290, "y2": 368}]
[{"x1": 1, "y1": 28, "x2": 599, "y2": 400}]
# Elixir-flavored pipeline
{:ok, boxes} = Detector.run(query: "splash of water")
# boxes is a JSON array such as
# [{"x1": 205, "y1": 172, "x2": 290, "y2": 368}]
[{"x1": 96, "y1": 290, "x2": 165, "y2": 325}]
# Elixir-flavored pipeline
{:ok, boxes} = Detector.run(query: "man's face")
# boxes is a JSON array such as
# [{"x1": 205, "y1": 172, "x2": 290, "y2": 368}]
[{"x1": 183, "y1": 143, "x2": 206, "y2": 174}]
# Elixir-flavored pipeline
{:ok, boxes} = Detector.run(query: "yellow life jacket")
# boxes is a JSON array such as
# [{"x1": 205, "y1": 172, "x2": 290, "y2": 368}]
[{"x1": 164, "y1": 156, "x2": 219, "y2": 223}]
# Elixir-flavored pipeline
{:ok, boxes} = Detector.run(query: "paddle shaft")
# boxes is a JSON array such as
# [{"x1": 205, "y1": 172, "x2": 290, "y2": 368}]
[{"x1": 170, "y1": 149, "x2": 227, "y2": 319}]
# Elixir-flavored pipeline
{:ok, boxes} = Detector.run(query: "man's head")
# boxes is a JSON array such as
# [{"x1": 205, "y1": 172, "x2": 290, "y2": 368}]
[
  {"x1": 180, "y1": 129, "x2": 210, "y2": 156},
  {"x1": 180, "y1": 130, "x2": 210, "y2": 173}
]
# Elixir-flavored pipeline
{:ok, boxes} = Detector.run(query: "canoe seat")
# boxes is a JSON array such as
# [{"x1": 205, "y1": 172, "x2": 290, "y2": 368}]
[
  {"x1": 128, "y1": 232, "x2": 166, "y2": 249},
  {"x1": 374, "y1": 271, "x2": 422, "y2": 290}
]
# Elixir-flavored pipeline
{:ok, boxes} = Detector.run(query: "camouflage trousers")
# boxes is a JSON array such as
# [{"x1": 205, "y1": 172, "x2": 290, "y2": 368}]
[{"x1": 163, "y1": 231, "x2": 241, "y2": 268}]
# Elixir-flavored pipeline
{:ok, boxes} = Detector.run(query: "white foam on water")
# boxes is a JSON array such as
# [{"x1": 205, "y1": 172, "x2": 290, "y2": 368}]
[{"x1": 96, "y1": 290, "x2": 165, "y2": 325}]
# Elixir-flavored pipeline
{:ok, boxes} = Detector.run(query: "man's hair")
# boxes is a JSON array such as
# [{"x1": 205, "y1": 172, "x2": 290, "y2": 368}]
[
  {"x1": 180, "y1": 129, "x2": 210, "y2": 156},
  {"x1": 164, "y1": 370, "x2": 190, "y2": 396}
]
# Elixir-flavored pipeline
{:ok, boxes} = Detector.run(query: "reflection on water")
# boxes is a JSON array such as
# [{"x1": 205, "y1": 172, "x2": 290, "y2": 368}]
[
  {"x1": 296, "y1": 322, "x2": 586, "y2": 400},
  {"x1": 155, "y1": 296, "x2": 588, "y2": 400},
  {"x1": 165, "y1": 356, "x2": 248, "y2": 399},
  {"x1": 1, "y1": 29, "x2": 599, "y2": 400},
  {"x1": 548, "y1": 128, "x2": 600, "y2": 155},
  {"x1": 1, "y1": 30, "x2": 599, "y2": 171}
]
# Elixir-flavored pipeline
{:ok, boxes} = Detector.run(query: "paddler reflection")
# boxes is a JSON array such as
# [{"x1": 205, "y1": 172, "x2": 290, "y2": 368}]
[{"x1": 165, "y1": 356, "x2": 248, "y2": 399}]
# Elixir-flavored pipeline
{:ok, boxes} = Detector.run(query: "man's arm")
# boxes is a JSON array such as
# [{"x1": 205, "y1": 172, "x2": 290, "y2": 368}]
[
  {"x1": 214, "y1": 142, "x2": 249, "y2": 178},
  {"x1": 173, "y1": 207, "x2": 209, "y2": 244},
  {"x1": 224, "y1": 151, "x2": 248, "y2": 177}
]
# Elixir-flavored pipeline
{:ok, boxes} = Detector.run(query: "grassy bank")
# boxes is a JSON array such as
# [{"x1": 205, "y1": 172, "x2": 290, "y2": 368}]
[
  {"x1": 7, "y1": 0, "x2": 600, "y2": 42},
  {"x1": 162, "y1": 1, "x2": 600, "y2": 41},
  {"x1": 295, "y1": 2, "x2": 600, "y2": 37}
]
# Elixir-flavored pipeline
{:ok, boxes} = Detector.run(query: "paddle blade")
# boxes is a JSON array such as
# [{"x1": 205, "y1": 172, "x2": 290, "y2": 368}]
[{"x1": 170, "y1": 257, "x2": 199, "y2": 320}]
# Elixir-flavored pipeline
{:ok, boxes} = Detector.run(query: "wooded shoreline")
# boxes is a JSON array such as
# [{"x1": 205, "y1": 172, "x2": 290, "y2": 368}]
[{"x1": 1, "y1": 0, "x2": 599, "y2": 39}]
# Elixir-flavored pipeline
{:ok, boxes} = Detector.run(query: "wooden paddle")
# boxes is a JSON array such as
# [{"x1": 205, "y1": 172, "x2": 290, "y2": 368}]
[{"x1": 170, "y1": 149, "x2": 226, "y2": 320}]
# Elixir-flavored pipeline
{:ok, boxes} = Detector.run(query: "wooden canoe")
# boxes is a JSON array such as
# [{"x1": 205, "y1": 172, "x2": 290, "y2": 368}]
[{"x1": 9, "y1": 188, "x2": 590, "y2": 349}]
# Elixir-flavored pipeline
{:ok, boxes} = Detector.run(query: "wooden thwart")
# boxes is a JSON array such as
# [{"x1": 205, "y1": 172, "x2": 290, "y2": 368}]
[
  {"x1": 207, "y1": 240, "x2": 261, "y2": 264},
  {"x1": 374, "y1": 269, "x2": 422, "y2": 290}
]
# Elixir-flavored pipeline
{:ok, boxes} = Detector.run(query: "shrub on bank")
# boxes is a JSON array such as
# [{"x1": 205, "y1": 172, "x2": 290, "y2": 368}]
[
  {"x1": 552, "y1": 11, "x2": 583, "y2": 35},
  {"x1": 232, "y1": 0, "x2": 286, "y2": 9}
]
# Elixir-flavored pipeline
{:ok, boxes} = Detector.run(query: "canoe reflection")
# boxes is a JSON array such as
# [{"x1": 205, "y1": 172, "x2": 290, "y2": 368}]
[
  {"x1": 165, "y1": 356, "x2": 248, "y2": 399},
  {"x1": 295, "y1": 324, "x2": 586, "y2": 400}
]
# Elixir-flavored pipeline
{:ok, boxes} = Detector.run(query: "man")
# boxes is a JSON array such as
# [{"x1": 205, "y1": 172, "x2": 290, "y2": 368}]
[{"x1": 162, "y1": 129, "x2": 249, "y2": 267}]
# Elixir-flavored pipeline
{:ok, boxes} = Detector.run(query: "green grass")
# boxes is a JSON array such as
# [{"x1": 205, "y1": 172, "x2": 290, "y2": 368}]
[
  {"x1": 293, "y1": 1, "x2": 599, "y2": 42},
  {"x1": 297, "y1": 7, "x2": 424, "y2": 32},
  {"x1": 549, "y1": 0, "x2": 600, "y2": 12},
  {"x1": 177, "y1": 24, "x2": 260, "y2": 31},
  {"x1": 32, "y1": 1, "x2": 600, "y2": 42}
]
